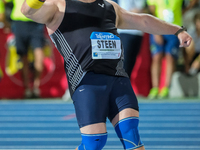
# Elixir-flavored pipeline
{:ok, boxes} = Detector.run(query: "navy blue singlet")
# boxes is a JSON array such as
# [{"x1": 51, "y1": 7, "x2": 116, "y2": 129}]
[{"x1": 50, "y1": 0, "x2": 128, "y2": 95}]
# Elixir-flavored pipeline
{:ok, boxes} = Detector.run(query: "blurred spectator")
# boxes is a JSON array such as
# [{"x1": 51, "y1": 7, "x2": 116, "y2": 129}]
[
  {"x1": 185, "y1": 12, "x2": 200, "y2": 76},
  {"x1": 0, "y1": 0, "x2": 5, "y2": 23},
  {"x1": 183, "y1": 0, "x2": 200, "y2": 30},
  {"x1": 4, "y1": 0, "x2": 45, "y2": 98},
  {"x1": 147, "y1": 0, "x2": 196, "y2": 99},
  {"x1": 0, "y1": 66, "x2": 3, "y2": 81},
  {"x1": 0, "y1": 0, "x2": 5, "y2": 81},
  {"x1": 118, "y1": 0, "x2": 147, "y2": 77},
  {"x1": 183, "y1": 0, "x2": 199, "y2": 14},
  {"x1": 0, "y1": 1, "x2": 11, "y2": 32}
]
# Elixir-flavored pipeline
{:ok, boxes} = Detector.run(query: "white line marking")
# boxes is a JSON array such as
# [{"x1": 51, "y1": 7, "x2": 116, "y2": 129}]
[
  {"x1": 1, "y1": 130, "x2": 199, "y2": 134},
  {"x1": 0, "y1": 111, "x2": 74, "y2": 115},
  {"x1": 0, "y1": 122, "x2": 199, "y2": 128},
  {"x1": 0, "y1": 137, "x2": 200, "y2": 142},
  {"x1": 0, "y1": 145, "x2": 200, "y2": 149},
  {"x1": 0, "y1": 116, "x2": 199, "y2": 121}
]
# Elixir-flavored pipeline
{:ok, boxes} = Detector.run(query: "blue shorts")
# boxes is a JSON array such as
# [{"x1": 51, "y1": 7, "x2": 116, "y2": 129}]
[
  {"x1": 72, "y1": 72, "x2": 139, "y2": 128},
  {"x1": 150, "y1": 34, "x2": 180, "y2": 59}
]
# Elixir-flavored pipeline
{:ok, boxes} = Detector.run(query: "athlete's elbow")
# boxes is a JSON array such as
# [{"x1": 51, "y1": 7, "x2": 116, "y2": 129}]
[
  {"x1": 138, "y1": 14, "x2": 156, "y2": 33},
  {"x1": 140, "y1": 14, "x2": 151, "y2": 27},
  {"x1": 21, "y1": 3, "x2": 34, "y2": 19}
]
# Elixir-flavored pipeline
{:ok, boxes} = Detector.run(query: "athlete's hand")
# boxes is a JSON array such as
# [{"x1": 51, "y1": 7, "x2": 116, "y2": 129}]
[{"x1": 178, "y1": 31, "x2": 192, "y2": 48}]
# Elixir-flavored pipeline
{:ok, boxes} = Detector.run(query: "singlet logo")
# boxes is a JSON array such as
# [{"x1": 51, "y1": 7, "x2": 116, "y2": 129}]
[{"x1": 98, "y1": 3, "x2": 104, "y2": 8}]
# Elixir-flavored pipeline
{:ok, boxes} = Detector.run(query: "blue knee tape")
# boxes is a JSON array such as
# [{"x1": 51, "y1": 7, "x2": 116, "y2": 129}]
[
  {"x1": 115, "y1": 117, "x2": 144, "y2": 149},
  {"x1": 77, "y1": 133, "x2": 107, "y2": 150}
]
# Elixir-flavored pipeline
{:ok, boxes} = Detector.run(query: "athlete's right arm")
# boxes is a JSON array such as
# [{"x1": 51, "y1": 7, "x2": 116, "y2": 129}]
[{"x1": 21, "y1": 0, "x2": 57, "y2": 25}]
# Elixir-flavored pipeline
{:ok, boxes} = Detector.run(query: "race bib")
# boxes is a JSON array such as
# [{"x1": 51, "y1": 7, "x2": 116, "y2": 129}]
[{"x1": 90, "y1": 32, "x2": 122, "y2": 59}]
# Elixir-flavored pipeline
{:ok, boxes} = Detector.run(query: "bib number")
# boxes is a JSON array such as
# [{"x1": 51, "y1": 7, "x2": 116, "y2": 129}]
[{"x1": 90, "y1": 32, "x2": 122, "y2": 59}]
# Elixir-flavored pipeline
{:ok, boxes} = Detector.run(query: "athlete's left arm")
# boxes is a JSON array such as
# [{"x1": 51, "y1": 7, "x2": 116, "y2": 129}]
[{"x1": 107, "y1": 0, "x2": 192, "y2": 48}]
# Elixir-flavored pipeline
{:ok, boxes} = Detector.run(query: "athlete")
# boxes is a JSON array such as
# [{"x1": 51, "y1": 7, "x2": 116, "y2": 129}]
[
  {"x1": 21, "y1": 0, "x2": 192, "y2": 150},
  {"x1": 0, "y1": 0, "x2": 5, "y2": 82}
]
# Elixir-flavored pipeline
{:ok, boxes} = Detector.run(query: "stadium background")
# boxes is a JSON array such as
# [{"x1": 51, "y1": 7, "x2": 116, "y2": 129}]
[{"x1": 0, "y1": 28, "x2": 169, "y2": 99}]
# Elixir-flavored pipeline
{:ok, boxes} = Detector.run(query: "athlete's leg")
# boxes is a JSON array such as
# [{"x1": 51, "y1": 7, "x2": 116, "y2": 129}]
[
  {"x1": 76, "y1": 123, "x2": 107, "y2": 150},
  {"x1": 72, "y1": 72, "x2": 113, "y2": 150},
  {"x1": 111, "y1": 108, "x2": 138, "y2": 126},
  {"x1": 108, "y1": 77, "x2": 144, "y2": 150},
  {"x1": 80, "y1": 123, "x2": 107, "y2": 134},
  {"x1": 112, "y1": 108, "x2": 145, "y2": 150}
]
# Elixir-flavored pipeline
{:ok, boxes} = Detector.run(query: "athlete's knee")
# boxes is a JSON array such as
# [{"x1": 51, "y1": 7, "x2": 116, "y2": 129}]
[
  {"x1": 76, "y1": 133, "x2": 107, "y2": 150},
  {"x1": 115, "y1": 117, "x2": 144, "y2": 150}
]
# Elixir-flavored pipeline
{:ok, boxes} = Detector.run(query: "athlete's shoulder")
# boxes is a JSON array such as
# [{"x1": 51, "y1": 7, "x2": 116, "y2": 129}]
[
  {"x1": 44, "y1": 0, "x2": 66, "y2": 35},
  {"x1": 105, "y1": 0, "x2": 121, "y2": 14},
  {"x1": 105, "y1": 0, "x2": 118, "y2": 7},
  {"x1": 105, "y1": 0, "x2": 128, "y2": 28}
]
